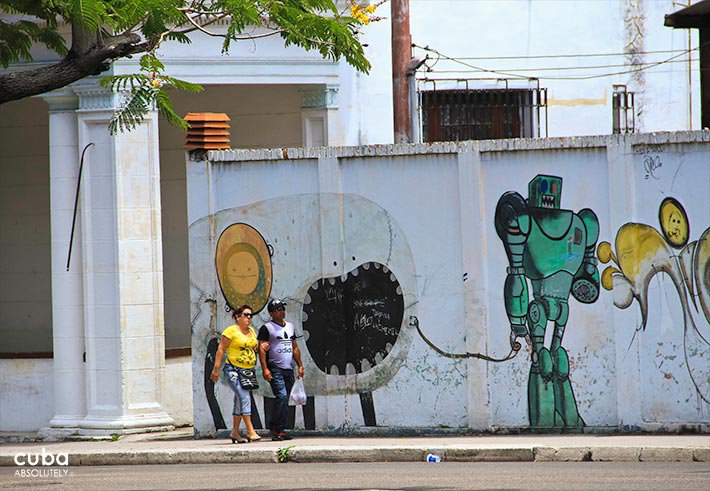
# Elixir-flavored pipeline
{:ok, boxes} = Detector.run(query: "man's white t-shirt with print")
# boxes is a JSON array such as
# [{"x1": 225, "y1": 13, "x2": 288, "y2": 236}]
[{"x1": 258, "y1": 321, "x2": 295, "y2": 369}]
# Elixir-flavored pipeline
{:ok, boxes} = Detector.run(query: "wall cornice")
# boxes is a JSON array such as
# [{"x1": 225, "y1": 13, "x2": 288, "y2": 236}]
[{"x1": 198, "y1": 131, "x2": 710, "y2": 163}]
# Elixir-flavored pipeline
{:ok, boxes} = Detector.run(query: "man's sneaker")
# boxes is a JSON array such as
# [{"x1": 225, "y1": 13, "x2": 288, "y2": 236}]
[
  {"x1": 278, "y1": 432, "x2": 293, "y2": 441},
  {"x1": 271, "y1": 434, "x2": 284, "y2": 441}
]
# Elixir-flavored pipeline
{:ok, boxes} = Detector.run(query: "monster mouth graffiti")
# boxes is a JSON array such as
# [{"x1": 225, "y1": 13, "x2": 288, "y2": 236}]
[
  {"x1": 190, "y1": 193, "x2": 418, "y2": 433},
  {"x1": 540, "y1": 194, "x2": 557, "y2": 209},
  {"x1": 301, "y1": 261, "x2": 405, "y2": 377}
]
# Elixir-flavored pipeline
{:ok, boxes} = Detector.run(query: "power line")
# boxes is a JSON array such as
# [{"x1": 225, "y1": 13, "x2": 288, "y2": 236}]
[
  {"x1": 414, "y1": 42, "x2": 706, "y2": 81},
  {"x1": 412, "y1": 46, "x2": 697, "y2": 61},
  {"x1": 424, "y1": 58, "x2": 699, "y2": 74}
]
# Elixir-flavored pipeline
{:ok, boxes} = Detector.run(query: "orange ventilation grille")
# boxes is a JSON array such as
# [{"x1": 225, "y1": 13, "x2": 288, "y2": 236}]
[{"x1": 184, "y1": 113, "x2": 231, "y2": 150}]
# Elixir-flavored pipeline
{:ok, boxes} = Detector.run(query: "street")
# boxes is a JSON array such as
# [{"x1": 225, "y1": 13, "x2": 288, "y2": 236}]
[{"x1": 1, "y1": 462, "x2": 708, "y2": 490}]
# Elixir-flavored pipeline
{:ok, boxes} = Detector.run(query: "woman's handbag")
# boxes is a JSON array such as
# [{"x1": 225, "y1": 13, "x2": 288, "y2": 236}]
[{"x1": 237, "y1": 367, "x2": 259, "y2": 390}]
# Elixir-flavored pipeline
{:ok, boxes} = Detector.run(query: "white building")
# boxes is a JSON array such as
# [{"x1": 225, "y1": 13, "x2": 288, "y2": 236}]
[{"x1": 0, "y1": 1, "x2": 703, "y2": 435}]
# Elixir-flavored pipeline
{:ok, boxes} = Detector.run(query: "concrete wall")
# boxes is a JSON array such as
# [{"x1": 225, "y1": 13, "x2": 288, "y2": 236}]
[
  {"x1": 163, "y1": 356, "x2": 194, "y2": 427},
  {"x1": 188, "y1": 131, "x2": 710, "y2": 435},
  {"x1": 0, "y1": 357, "x2": 192, "y2": 432},
  {"x1": 0, "y1": 359, "x2": 54, "y2": 432}
]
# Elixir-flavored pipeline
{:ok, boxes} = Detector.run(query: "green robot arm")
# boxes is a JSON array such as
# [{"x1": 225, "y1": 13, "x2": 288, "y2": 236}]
[
  {"x1": 495, "y1": 192, "x2": 530, "y2": 336},
  {"x1": 572, "y1": 208, "x2": 600, "y2": 303}
]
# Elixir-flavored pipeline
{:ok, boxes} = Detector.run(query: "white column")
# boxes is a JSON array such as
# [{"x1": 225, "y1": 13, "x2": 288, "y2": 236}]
[
  {"x1": 301, "y1": 84, "x2": 342, "y2": 146},
  {"x1": 606, "y1": 138, "x2": 638, "y2": 428},
  {"x1": 40, "y1": 89, "x2": 87, "y2": 436},
  {"x1": 72, "y1": 84, "x2": 173, "y2": 434},
  {"x1": 457, "y1": 145, "x2": 492, "y2": 430}
]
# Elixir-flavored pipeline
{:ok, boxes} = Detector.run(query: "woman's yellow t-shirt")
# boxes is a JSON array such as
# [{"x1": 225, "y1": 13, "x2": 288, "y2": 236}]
[{"x1": 221, "y1": 325, "x2": 257, "y2": 368}]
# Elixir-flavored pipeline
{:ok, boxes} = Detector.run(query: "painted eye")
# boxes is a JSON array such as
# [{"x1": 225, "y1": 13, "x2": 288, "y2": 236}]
[
  {"x1": 540, "y1": 180, "x2": 549, "y2": 193},
  {"x1": 551, "y1": 181, "x2": 558, "y2": 194}
]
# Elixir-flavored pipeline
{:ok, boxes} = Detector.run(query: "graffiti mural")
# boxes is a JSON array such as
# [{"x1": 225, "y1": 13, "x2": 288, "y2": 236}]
[
  {"x1": 598, "y1": 197, "x2": 710, "y2": 404},
  {"x1": 215, "y1": 223, "x2": 273, "y2": 313},
  {"x1": 495, "y1": 175, "x2": 600, "y2": 431},
  {"x1": 190, "y1": 194, "x2": 418, "y2": 432}
]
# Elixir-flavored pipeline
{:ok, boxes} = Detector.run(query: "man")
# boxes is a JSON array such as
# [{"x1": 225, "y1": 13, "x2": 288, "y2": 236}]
[{"x1": 258, "y1": 299, "x2": 305, "y2": 441}]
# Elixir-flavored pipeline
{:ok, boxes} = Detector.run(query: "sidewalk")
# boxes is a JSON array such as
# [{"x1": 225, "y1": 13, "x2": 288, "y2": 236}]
[{"x1": 1, "y1": 428, "x2": 708, "y2": 466}]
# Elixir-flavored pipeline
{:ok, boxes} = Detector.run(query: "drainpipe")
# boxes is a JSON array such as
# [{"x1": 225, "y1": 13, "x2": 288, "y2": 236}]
[
  {"x1": 392, "y1": 0, "x2": 412, "y2": 143},
  {"x1": 407, "y1": 57, "x2": 427, "y2": 143}
]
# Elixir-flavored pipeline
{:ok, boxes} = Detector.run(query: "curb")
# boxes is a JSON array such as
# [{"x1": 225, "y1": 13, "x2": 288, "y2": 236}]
[{"x1": 1, "y1": 446, "x2": 708, "y2": 466}]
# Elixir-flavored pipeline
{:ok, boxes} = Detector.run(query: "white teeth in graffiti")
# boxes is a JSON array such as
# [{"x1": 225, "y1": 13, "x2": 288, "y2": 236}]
[
  {"x1": 328, "y1": 277, "x2": 336, "y2": 286},
  {"x1": 340, "y1": 274, "x2": 347, "y2": 282},
  {"x1": 362, "y1": 262, "x2": 371, "y2": 270},
  {"x1": 345, "y1": 362, "x2": 356, "y2": 375},
  {"x1": 396, "y1": 285, "x2": 402, "y2": 295},
  {"x1": 383, "y1": 266, "x2": 389, "y2": 273},
  {"x1": 304, "y1": 293, "x2": 312, "y2": 304},
  {"x1": 385, "y1": 342, "x2": 393, "y2": 353},
  {"x1": 390, "y1": 273, "x2": 397, "y2": 283},
  {"x1": 303, "y1": 330, "x2": 310, "y2": 341},
  {"x1": 373, "y1": 263, "x2": 381, "y2": 269},
  {"x1": 374, "y1": 352, "x2": 384, "y2": 364},
  {"x1": 311, "y1": 281, "x2": 319, "y2": 290},
  {"x1": 361, "y1": 358, "x2": 372, "y2": 372},
  {"x1": 350, "y1": 267, "x2": 359, "y2": 277},
  {"x1": 330, "y1": 365, "x2": 340, "y2": 375},
  {"x1": 302, "y1": 311, "x2": 309, "y2": 322}
]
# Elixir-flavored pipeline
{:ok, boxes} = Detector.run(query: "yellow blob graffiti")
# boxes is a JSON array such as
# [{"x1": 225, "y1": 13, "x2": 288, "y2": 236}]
[
  {"x1": 659, "y1": 197, "x2": 689, "y2": 248},
  {"x1": 597, "y1": 197, "x2": 709, "y2": 404},
  {"x1": 215, "y1": 223, "x2": 272, "y2": 313}
]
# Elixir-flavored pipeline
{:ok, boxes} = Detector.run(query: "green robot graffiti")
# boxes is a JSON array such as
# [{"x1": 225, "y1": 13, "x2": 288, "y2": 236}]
[{"x1": 494, "y1": 175, "x2": 600, "y2": 430}]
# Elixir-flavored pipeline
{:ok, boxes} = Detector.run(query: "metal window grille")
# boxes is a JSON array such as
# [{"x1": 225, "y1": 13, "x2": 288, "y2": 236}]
[
  {"x1": 419, "y1": 85, "x2": 547, "y2": 143},
  {"x1": 612, "y1": 85, "x2": 635, "y2": 134}
]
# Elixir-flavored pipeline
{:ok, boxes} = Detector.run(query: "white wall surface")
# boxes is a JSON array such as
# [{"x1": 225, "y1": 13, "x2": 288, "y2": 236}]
[
  {"x1": 162, "y1": 356, "x2": 194, "y2": 427},
  {"x1": 0, "y1": 356, "x2": 193, "y2": 432},
  {"x1": 188, "y1": 131, "x2": 710, "y2": 435},
  {"x1": 0, "y1": 359, "x2": 54, "y2": 431}
]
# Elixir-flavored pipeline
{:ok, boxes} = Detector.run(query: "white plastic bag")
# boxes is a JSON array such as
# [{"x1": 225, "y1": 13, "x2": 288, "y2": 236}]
[{"x1": 288, "y1": 378, "x2": 307, "y2": 406}]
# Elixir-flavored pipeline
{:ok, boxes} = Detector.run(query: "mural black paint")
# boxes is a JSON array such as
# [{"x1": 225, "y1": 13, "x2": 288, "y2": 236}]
[
  {"x1": 303, "y1": 262, "x2": 404, "y2": 376},
  {"x1": 302, "y1": 262, "x2": 404, "y2": 426}
]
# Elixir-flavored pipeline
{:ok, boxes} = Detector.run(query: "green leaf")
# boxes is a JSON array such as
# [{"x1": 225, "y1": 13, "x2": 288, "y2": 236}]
[
  {"x1": 100, "y1": 74, "x2": 149, "y2": 91},
  {"x1": 139, "y1": 53, "x2": 165, "y2": 73},
  {"x1": 108, "y1": 86, "x2": 154, "y2": 135},
  {"x1": 68, "y1": 0, "x2": 110, "y2": 31},
  {"x1": 164, "y1": 77, "x2": 203, "y2": 93},
  {"x1": 155, "y1": 89, "x2": 189, "y2": 131}
]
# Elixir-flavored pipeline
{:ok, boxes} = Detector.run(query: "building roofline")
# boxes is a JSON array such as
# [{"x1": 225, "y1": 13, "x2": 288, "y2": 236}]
[{"x1": 665, "y1": 0, "x2": 710, "y2": 28}]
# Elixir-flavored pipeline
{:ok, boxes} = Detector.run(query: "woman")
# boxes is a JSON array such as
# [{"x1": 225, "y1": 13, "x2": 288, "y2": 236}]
[{"x1": 210, "y1": 304, "x2": 262, "y2": 443}]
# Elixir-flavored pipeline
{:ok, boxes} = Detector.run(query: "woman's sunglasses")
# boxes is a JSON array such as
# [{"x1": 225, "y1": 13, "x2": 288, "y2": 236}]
[{"x1": 241, "y1": 312, "x2": 253, "y2": 318}]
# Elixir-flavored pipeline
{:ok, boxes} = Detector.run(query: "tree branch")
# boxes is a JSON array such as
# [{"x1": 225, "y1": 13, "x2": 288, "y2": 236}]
[
  {"x1": 0, "y1": 28, "x2": 142, "y2": 105},
  {"x1": 177, "y1": 10, "x2": 284, "y2": 40}
]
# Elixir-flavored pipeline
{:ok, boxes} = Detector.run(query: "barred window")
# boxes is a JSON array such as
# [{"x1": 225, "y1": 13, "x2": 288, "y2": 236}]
[{"x1": 420, "y1": 88, "x2": 546, "y2": 142}]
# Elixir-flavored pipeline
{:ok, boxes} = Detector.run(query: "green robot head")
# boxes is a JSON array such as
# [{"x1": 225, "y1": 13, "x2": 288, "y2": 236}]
[{"x1": 528, "y1": 175, "x2": 562, "y2": 209}]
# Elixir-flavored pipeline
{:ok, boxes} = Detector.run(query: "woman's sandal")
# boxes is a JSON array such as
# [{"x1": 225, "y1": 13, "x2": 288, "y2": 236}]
[
  {"x1": 246, "y1": 434, "x2": 262, "y2": 442},
  {"x1": 230, "y1": 434, "x2": 247, "y2": 444}
]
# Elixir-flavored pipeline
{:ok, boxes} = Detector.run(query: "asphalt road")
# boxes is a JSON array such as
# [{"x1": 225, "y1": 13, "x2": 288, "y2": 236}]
[{"x1": 1, "y1": 462, "x2": 708, "y2": 490}]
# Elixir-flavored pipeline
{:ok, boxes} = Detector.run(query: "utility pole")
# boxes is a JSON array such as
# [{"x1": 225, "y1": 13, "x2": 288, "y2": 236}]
[{"x1": 391, "y1": 0, "x2": 412, "y2": 143}]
